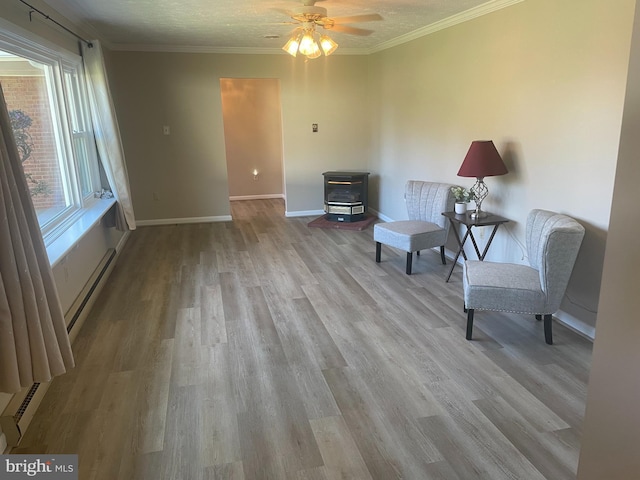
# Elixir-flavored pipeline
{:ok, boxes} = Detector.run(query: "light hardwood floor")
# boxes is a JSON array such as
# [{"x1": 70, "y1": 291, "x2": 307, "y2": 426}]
[{"x1": 17, "y1": 199, "x2": 592, "y2": 479}]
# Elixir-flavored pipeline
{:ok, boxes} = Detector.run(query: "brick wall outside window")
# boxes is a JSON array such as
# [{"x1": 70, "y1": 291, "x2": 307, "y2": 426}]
[{"x1": 1, "y1": 75, "x2": 66, "y2": 211}]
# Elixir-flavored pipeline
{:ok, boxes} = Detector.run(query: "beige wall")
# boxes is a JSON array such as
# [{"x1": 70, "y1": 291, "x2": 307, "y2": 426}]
[
  {"x1": 578, "y1": 1, "x2": 640, "y2": 477},
  {"x1": 108, "y1": 52, "x2": 371, "y2": 220},
  {"x1": 367, "y1": 0, "x2": 635, "y2": 334},
  {"x1": 221, "y1": 78, "x2": 284, "y2": 198}
]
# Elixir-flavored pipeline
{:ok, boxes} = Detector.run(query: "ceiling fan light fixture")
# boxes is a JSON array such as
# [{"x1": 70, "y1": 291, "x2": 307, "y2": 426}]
[
  {"x1": 307, "y1": 42, "x2": 322, "y2": 58},
  {"x1": 282, "y1": 15, "x2": 341, "y2": 60},
  {"x1": 319, "y1": 35, "x2": 338, "y2": 56},
  {"x1": 280, "y1": 0, "x2": 382, "y2": 59},
  {"x1": 282, "y1": 35, "x2": 300, "y2": 57},
  {"x1": 298, "y1": 31, "x2": 317, "y2": 56}
]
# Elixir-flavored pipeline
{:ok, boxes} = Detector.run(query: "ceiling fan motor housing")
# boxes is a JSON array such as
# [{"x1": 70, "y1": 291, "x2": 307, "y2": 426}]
[{"x1": 292, "y1": 6, "x2": 328, "y2": 23}]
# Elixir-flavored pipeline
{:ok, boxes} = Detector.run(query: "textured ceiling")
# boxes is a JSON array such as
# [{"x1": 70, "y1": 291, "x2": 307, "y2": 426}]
[{"x1": 40, "y1": 0, "x2": 515, "y2": 52}]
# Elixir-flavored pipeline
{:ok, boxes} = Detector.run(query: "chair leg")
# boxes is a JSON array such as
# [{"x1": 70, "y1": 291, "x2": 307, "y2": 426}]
[
  {"x1": 406, "y1": 252, "x2": 413, "y2": 275},
  {"x1": 416, "y1": 250, "x2": 420, "y2": 256},
  {"x1": 544, "y1": 314, "x2": 553, "y2": 345},
  {"x1": 466, "y1": 309, "x2": 474, "y2": 340},
  {"x1": 440, "y1": 246, "x2": 446, "y2": 265},
  {"x1": 375, "y1": 242, "x2": 381, "y2": 263}
]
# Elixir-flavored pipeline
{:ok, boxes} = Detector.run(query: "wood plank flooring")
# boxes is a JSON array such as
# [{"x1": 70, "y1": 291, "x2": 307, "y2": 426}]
[{"x1": 16, "y1": 199, "x2": 593, "y2": 479}]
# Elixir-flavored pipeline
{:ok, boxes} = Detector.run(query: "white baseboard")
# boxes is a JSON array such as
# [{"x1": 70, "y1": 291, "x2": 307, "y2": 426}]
[
  {"x1": 115, "y1": 230, "x2": 130, "y2": 253},
  {"x1": 285, "y1": 209, "x2": 324, "y2": 218},
  {"x1": 555, "y1": 311, "x2": 595, "y2": 340},
  {"x1": 136, "y1": 215, "x2": 233, "y2": 226},
  {"x1": 368, "y1": 208, "x2": 393, "y2": 223},
  {"x1": 230, "y1": 194, "x2": 284, "y2": 201}
]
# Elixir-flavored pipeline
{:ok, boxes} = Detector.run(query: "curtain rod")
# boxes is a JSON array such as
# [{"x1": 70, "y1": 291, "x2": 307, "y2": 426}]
[{"x1": 18, "y1": 0, "x2": 93, "y2": 47}]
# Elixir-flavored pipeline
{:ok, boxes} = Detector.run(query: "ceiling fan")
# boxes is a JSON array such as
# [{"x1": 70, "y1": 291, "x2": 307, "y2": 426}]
[
  {"x1": 281, "y1": 0, "x2": 383, "y2": 36},
  {"x1": 279, "y1": 0, "x2": 383, "y2": 59}
]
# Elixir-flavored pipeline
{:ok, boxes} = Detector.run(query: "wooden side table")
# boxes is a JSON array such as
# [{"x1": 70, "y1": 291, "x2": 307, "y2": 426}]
[{"x1": 442, "y1": 211, "x2": 510, "y2": 282}]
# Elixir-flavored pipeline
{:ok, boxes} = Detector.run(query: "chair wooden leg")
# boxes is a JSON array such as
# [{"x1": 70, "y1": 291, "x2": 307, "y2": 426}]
[
  {"x1": 466, "y1": 309, "x2": 474, "y2": 340},
  {"x1": 544, "y1": 314, "x2": 553, "y2": 345},
  {"x1": 375, "y1": 242, "x2": 381, "y2": 263},
  {"x1": 406, "y1": 252, "x2": 412, "y2": 275},
  {"x1": 440, "y1": 246, "x2": 446, "y2": 264}
]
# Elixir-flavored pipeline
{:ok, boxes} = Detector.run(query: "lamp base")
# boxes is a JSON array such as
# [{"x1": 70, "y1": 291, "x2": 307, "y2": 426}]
[{"x1": 470, "y1": 209, "x2": 488, "y2": 219}]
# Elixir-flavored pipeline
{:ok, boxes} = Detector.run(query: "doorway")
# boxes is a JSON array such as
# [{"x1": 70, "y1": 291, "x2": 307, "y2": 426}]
[{"x1": 220, "y1": 78, "x2": 285, "y2": 204}]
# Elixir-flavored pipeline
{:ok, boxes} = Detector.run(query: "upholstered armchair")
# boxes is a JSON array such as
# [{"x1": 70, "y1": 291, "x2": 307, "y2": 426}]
[
  {"x1": 374, "y1": 181, "x2": 455, "y2": 274},
  {"x1": 463, "y1": 209, "x2": 585, "y2": 344}
]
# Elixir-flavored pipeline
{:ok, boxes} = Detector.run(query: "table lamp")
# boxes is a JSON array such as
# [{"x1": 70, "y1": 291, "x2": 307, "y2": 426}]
[{"x1": 457, "y1": 140, "x2": 508, "y2": 219}]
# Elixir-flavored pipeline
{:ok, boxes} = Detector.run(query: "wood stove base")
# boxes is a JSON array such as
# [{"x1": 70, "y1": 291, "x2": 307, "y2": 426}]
[{"x1": 325, "y1": 213, "x2": 366, "y2": 222}]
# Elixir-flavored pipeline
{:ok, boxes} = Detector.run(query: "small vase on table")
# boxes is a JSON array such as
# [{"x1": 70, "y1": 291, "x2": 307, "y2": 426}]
[{"x1": 455, "y1": 202, "x2": 468, "y2": 215}]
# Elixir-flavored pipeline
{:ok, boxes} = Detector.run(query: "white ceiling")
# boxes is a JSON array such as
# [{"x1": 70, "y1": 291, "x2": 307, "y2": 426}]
[{"x1": 40, "y1": 0, "x2": 520, "y2": 53}]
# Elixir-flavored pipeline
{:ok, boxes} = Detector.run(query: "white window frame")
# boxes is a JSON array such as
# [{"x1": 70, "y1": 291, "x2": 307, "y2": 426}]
[
  {"x1": 63, "y1": 63, "x2": 101, "y2": 200},
  {"x1": 0, "y1": 20, "x2": 102, "y2": 245}
]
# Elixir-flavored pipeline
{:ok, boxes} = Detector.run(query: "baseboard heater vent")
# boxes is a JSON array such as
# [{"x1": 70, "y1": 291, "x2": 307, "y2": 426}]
[
  {"x1": 1, "y1": 248, "x2": 117, "y2": 449},
  {"x1": 66, "y1": 248, "x2": 116, "y2": 336},
  {"x1": 0, "y1": 383, "x2": 40, "y2": 447},
  {"x1": 14, "y1": 383, "x2": 39, "y2": 422}
]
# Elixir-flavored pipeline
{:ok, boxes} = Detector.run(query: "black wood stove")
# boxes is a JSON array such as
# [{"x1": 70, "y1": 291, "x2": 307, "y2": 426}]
[{"x1": 322, "y1": 171, "x2": 370, "y2": 222}]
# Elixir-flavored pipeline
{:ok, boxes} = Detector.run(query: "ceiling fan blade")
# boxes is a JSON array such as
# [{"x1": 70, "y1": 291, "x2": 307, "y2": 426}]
[
  {"x1": 220, "y1": 21, "x2": 296, "y2": 26},
  {"x1": 324, "y1": 24, "x2": 374, "y2": 36},
  {"x1": 272, "y1": 8, "x2": 293, "y2": 16},
  {"x1": 329, "y1": 14, "x2": 383, "y2": 24}
]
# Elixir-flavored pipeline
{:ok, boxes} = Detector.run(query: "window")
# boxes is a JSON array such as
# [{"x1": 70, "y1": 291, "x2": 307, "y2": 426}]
[
  {"x1": 64, "y1": 67, "x2": 100, "y2": 199},
  {"x1": 0, "y1": 32, "x2": 101, "y2": 244}
]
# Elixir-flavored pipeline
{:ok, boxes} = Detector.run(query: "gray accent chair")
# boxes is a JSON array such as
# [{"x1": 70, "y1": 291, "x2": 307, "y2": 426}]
[
  {"x1": 374, "y1": 181, "x2": 456, "y2": 275},
  {"x1": 463, "y1": 209, "x2": 585, "y2": 344}
]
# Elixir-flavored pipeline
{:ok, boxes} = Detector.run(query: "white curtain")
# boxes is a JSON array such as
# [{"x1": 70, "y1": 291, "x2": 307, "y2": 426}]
[
  {"x1": 0, "y1": 84, "x2": 74, "y2": 394},
  {"x1": 82, "y1": 40, "x2": 136, "y2": 231}
]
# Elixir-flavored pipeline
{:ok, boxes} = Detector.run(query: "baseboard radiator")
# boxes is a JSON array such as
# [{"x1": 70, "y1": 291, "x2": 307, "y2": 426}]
[{"x1": 0, "y1": 248, "x2": 117, "y2": 449}]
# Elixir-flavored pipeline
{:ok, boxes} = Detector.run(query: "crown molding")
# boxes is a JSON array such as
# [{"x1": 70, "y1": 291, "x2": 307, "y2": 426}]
[
  {"x1": 57, "y1": 0, "x2": 524, "y2": 56},
  {"x1": 109, "y1": 43, "x2": 371, "y2": 55},
  {"x1": 369, "y1": 0, "x2": 525, "y2": 54},
  {"x1": 109, "y1": 44, "x2": 282, "y2": 54}
]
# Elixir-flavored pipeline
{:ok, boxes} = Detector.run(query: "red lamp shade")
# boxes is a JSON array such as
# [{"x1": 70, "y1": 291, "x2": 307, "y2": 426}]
[{"x1": 457, "y1": 140, "x2": 508, "y2": 178}]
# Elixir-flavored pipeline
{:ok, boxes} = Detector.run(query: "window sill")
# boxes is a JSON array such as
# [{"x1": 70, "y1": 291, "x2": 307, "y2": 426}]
[{"x1": 46, "y1": 198, "x2": 117, "y2": 268}]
